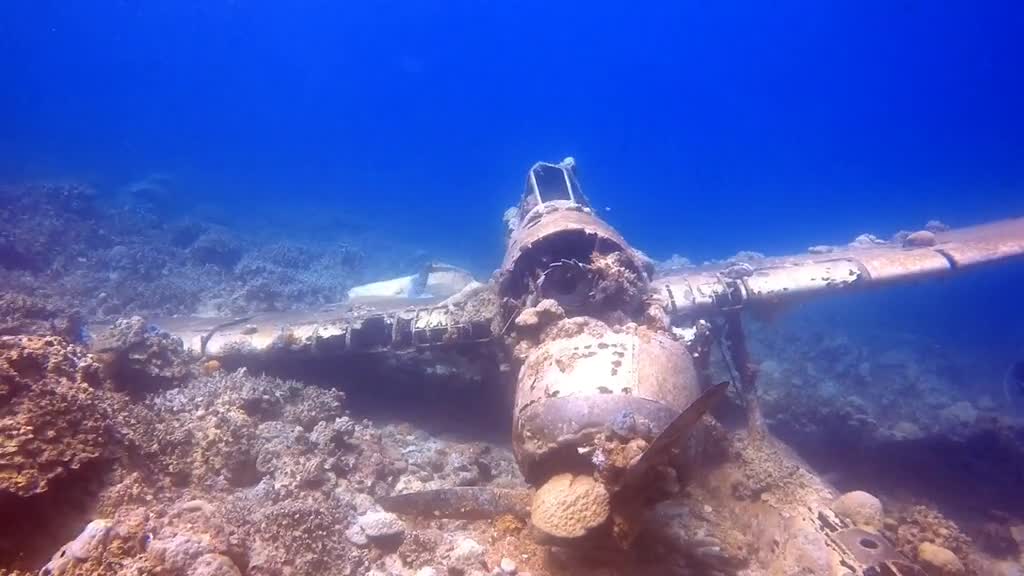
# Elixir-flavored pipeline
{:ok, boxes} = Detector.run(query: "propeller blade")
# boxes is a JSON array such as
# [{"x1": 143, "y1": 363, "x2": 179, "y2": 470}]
[
  {"x1": 378, "y1": 486, "x2": 532, "y2": 520},
  {"x1": 624, "y1": 381, "x2": 730, "y2": 486}
]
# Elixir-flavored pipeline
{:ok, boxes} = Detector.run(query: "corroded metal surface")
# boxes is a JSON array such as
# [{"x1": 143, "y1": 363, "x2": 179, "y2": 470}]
[
  {"x1": 501, "y1": 207, "x2": 634, "y2": 272},
  {"x1": 744, "y1": 259, "x2": 865, "y2": 300},
  {"x1": 661, "y1": 217, "x2": 1024, "y2": 316},
  {"x1": 832, "y1": 527, "x2": 909, "y2": 569},
  {"x1": 512, "y1": 322, "x2": 703, "y2": 481},
  {"x1": 815, "y1": 510, "x2": 927, "y2": 575},
  {"x1": 513, "y1": 323, "x2": 700, "y2": 417},
  {"x1": 152, "y1": 285, "x2": 498, "y2": 357}
]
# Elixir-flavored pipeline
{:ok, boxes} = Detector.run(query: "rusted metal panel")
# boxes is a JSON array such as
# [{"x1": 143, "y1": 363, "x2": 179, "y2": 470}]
[
  {"x1": 512, "y1": 320, "x2": 702, "y2": 481},
  {"x1": 659, "y1": 272, "x2": 729, "y2": 314},
  {"x1": 145, "y1": 274, "x2": 499, "y2": 358},
  {"x1": 152, "y1": 310, "x2": 341, "y2": 355},
  {"x1": 779, "y1": 217, "x2": 1024, "y2": 274},
  {"x1": 744, "y1": 259, "x2": 865, "y2": 301},
  {"x1": 513, "y1": 323, "x2": 698, "y2": 413},
  {"x1": 154, "y1": 298, "x2": 495, "y2": 358}
]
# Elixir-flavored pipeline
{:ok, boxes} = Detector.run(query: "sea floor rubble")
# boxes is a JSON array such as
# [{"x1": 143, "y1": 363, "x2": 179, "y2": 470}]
[
  {"x1": 2, "y1": 321, "x2": 1021, "y2": 575},
  {"x1": 1, "y1": 332, "x2": 542, "y2": 576}
]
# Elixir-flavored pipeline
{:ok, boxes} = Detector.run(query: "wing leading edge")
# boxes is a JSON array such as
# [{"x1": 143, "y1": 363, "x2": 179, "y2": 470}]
[{"x1": 657, "y1": 217, "x2": 1024, "y2": 318}]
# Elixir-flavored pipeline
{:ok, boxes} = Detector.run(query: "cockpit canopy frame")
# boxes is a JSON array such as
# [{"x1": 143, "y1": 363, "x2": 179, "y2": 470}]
[{"x1": 515, "y1": 158, "x2": 591, "y2": 226}]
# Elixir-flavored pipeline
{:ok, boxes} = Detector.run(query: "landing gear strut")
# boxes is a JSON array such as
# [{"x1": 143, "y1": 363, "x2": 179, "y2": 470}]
[{"x1": 722, "y1": 310, "x2": 766, "y2": 441}]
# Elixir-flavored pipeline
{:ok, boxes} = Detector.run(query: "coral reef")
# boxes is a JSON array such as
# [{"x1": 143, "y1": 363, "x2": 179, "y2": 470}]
[
  {"x1": 887, "y1": 505, "x2": 974, "y2": 570},
  {"x1": 0, "y1": 182, "x2": 391, "y2": 326},
  {"x1": 0, "y1": 293, "x2": 81, "y2": 340},
  {"x1": 0, "y1": 336, "x2": 109, "y2": 498},
  {"x1": 0, "y1": 335, "x2": 128, "y2": 569},
  {"x1": 2, "y1": 356, "x2": 534, "y2": 575},
  {"x1": 37, "y1": 501, "x2": 246, "y2": 576},
  {"x1": 917, "y1": 542, "x2": 966, "y2": 576},
  {"x1": 188, "y1": 227, "x2": 244, "y2": 269},
  {"x1": 0, "y1": 183, "x2": 100, "y2": 273},
  {"x1": 90, "y1": 316, "x2": 194, "y2": 395},
  {"x1": 744, "y1": 317, "x2": 1024, "y2": 511},
  {"x1": 228, "y1": 241, "x2": 364, "y2": 313}
]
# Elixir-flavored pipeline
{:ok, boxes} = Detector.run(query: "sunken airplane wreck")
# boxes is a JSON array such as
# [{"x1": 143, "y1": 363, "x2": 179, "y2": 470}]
[{"x1": 153, "y1": 158, "x2": 1024, "y2": 574}]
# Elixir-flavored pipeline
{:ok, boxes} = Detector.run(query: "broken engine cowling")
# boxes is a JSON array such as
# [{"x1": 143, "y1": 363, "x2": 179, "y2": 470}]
[
  {"x1": 512, "y1": 319, "x2": 703, "y2": 484},
  {"x1": 499, "y1": 159, "x2": 705, "y2": 542},
  {"x1": 498, "y1": 158, "x2": 655, "y2": 319}
]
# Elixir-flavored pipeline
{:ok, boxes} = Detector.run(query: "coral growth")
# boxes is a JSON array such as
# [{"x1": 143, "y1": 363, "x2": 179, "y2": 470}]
[
  {"x1": 742, "y1": 319, "x2": 1024, "y2": 521},
  {"x1": 888, "y1": 505, "x2": 974, "y2": 571},
  {"x1": 0, "y1": 182, "x2": 381, "y2": 326},
  {"x1": 0, "y1": 336, "x2": 109, "y2": 498},
  {"x1": 2, "y1": 357, "x2": 530, "y2": 575},
  {"x1": 530, "y1": 473, "x2": 610, "y2": 540},
  {"x1": 91, "y1": 316, "x2": 194, "y2": 396},
  {"x1": 37, "y1": 501, "x2": 246, "y2": 576},
  {"x1": 588, "y1": 251, "x2": 646, "y2": 315},
  {"x1": 831, "y1": 490, "x2": 884, "y2": 532}
]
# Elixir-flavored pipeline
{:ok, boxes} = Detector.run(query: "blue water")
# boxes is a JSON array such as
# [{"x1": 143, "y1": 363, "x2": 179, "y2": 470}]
[
  {"x1": 3, "y1": 5, "x2": 1024, "y2": 567},
  {"x1": 2, "y1": 1, "x2": 1023, "y2": 354},
  {"x1": 3, "y1": 1, "x2": 1022, "y2": 261}
]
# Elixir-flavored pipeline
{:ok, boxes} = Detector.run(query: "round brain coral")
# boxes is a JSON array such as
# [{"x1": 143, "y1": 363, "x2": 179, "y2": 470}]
[{"x1": 530, "y1": 473, "x2": 610, "y2": 539}]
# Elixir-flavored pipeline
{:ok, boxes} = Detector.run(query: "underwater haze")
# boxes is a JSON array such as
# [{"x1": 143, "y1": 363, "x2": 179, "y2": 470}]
[{"x1": 3, "y1": 1, "x2": 1023, "y2": 262}]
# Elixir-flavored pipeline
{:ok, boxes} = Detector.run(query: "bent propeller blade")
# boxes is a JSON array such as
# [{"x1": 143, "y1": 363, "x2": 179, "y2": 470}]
[
  {"x1": 378, "y1": 486, "x2": 532, "y2": 520},
  {"x1": 624, "y1": 381, "x2": 730, "y2": 485}
]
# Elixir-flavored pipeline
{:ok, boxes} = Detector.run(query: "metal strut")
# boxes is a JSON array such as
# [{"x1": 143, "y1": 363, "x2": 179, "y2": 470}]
[{"x1": 722, "y1": 309, "x2": 766, "y2": 441}]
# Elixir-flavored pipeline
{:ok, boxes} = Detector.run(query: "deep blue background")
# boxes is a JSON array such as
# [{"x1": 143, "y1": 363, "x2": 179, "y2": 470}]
[
  {"x1": 4, "y1": 1, "x2": 1023, "y2": 261},
  {"x1": 2, "y1": 1, "x2": 1023, "y2": 360}
]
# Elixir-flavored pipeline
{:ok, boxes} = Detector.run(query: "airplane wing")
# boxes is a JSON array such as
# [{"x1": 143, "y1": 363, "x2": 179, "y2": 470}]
[
  {"x1": 657, "y1": 217, "x2": 1024, "y2": 318},
  {"x1": 146, "y1": 218, "x2": 1024, "y2": 359},
  {"x1": 151, "y1": 275, "x2": 496, "y2": 359}
]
